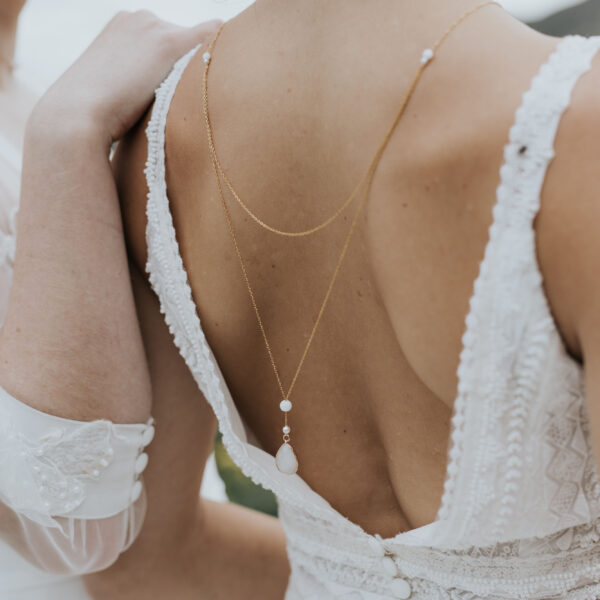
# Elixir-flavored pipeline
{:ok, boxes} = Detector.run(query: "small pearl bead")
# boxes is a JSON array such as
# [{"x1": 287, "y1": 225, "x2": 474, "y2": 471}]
[
  {"x1": 135, "y1": 452, "x2": 149, "y2": 475},
  {"x1": 142, "y1": 425, "x2": 155, "y2": 446},
  {"x1": 283, "y1": 425, "x2": 291, "y2": 434},
  {"x1": 421, "y1": 48, "x2": 434, "y2": 65},
  {"x1": 280, "y1": 399, "x2": 292, "y2": 413},
  {"x1": 390, "y1": 577, "x2": 412, "y2": 599},
  {"x1": 131, "y1": 480, "x2": 143, "y2": 503},
  {"x1": 203, "y1": 52, "x2": 211, "y2": 65},
  {"x1": 382, "y1": 555, "x2": 398, "y2": 576}
]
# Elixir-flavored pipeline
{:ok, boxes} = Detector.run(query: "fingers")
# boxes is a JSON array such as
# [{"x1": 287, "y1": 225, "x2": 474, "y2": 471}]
[{"x1": 34, "y1": 9, "x2": 225, "y2": 145}]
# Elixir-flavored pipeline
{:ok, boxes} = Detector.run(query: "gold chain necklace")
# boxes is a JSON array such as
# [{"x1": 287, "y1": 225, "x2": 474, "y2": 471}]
[{"x1": 202, "y1": 1, "x2": 500, "y2": 474}]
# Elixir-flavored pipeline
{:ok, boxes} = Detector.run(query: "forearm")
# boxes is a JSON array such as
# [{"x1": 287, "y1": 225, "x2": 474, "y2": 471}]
[
  {"x1": 0, "y1": 113, "x2": 150, "y2": 422},
  {"x1": 80, "y1": 264, "x2": 289, "y2": 598},
  {"x1": 194, "y1": 499, "x2": 290, "y2": 599},
  {"x1": 86, "y1": 498, "x2": 290, "y2": 600}
]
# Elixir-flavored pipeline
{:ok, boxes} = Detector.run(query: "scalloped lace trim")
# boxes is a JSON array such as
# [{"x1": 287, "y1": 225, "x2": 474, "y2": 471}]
[
  {"x1": 281, "y1": 500, "x2": 600, "y2": 599},
  {"x1": 435, "y1": 35, "x2": 600, "y2": 548}
]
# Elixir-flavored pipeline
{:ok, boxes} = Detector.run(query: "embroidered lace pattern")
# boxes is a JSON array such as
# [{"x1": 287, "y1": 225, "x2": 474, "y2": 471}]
[
  {"x1": 280, "y1": 503, "x2": 600, "y2": 599},
  {"x1": 0, "y1": 417, "x2": 114, "y2": 519},
  {"x1": 0, "y1": 382, "x2": 154, "y2": 575},
  {"x1": 433, "y1": 34, "x2": 600, "y2": 550},
  {"x1": 144, "y1": 35, "x2": 600, "y2": 598}
]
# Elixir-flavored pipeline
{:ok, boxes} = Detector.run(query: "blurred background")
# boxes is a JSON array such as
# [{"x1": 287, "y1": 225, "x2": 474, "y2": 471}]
[
  {"x1": 14, "y1": 0, "x2": 600, "y2": 91},
  {"x1": 10, "y1": 0, "x2": 600, "y2": 517}
]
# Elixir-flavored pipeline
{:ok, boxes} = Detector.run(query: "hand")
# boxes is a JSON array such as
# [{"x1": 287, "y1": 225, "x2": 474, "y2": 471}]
[{"x1": 29, "y1": 11, "x2": 221, "y2": 148}]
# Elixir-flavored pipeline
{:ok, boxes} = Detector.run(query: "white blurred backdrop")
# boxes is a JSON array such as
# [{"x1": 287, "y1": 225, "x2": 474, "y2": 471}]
[
  {"x1": 15, "y1": 0, "x2": 590, "y2": 92},
  {"x1": 501, "y1": 0, "x2": 588, "y2": 22},
  {"x1": 15, "y1": 0, "x2": 254, "y2": 91}
]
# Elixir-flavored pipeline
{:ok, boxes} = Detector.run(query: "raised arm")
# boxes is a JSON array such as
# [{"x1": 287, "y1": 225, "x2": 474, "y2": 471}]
[
  {"x1": 83, "y1": 70, "x2": 290, "y2": 599},
  {"x1": 0, "y1": 12, "x2": 221, "y2": 575},
  {"x1": 84, "y1": 264, "x2": 289, "y2": 599},
  {"x1": 0, "y1": 11, "x2": 217, "y2": 421}
]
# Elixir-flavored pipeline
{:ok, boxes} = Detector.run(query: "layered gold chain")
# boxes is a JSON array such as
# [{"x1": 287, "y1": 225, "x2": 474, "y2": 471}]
[{"x1": 201, "y1": 1, "x2": 500, "y2": 473}]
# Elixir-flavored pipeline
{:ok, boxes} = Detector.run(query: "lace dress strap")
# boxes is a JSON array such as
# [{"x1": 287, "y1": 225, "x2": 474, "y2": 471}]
[{"x1": 435, "y1": 34, "x2": 600, "y2": 549}]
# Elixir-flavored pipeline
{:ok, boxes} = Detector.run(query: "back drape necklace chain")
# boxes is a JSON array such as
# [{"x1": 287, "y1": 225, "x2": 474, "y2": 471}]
[{"x1": 201, "y1": 1, "x2": 500, "y2": 475}]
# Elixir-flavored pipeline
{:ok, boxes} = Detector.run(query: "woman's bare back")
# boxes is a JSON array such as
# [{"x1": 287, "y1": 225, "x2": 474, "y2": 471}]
[{"x1": 118, "y1": 0, "x2": 593, "y2": 539}]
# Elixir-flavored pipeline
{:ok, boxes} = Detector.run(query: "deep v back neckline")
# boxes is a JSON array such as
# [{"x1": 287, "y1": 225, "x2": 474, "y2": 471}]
[{"x1": 143, "y1": 34, "x2": 598, "y2": 551}]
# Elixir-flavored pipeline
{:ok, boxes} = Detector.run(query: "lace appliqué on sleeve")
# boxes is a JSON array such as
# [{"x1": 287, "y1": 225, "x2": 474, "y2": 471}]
[{"x1": 0, "y1": 418, "x2": 115, "y2": 523}]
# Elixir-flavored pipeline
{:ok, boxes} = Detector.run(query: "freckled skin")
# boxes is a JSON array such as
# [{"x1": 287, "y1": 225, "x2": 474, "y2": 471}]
[{"x1": 116, "y1": 0, "x2": 600, "y2": 547}]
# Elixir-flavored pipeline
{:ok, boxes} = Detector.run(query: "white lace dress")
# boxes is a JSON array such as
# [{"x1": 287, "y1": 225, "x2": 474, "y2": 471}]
[{"x1": 145, "y1": 34, "x2": 600, "y2": 599}]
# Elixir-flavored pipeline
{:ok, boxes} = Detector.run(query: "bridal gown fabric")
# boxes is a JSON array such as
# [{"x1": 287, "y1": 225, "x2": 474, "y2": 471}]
[
  {"x1": 145, "y1": 34, "x2": 600, "y2": 599},
  {"x1": 0, "y1": 80, "x2": 155, "y2": 599}
]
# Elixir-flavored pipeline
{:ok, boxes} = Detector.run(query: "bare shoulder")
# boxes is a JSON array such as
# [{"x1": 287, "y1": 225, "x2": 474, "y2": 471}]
[{"x1": 536, "y1": 47, "x2": 600, "y2": 364}]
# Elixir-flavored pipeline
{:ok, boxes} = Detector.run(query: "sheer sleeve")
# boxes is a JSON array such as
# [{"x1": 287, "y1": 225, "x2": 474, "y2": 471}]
[{"x1": 0, "y1": 385, "x2": 154, "y2": 574}]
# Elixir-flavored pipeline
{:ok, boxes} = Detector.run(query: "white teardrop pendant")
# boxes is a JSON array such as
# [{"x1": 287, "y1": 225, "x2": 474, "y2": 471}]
[{"x1": 275, "y1": 442, "x2": 298, "y2": 475}]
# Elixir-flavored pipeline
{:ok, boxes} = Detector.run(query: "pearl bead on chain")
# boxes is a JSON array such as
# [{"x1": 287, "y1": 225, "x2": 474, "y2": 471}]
[{"x1": 421, "y1": 48, "x2": 435, "y2": 65}]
